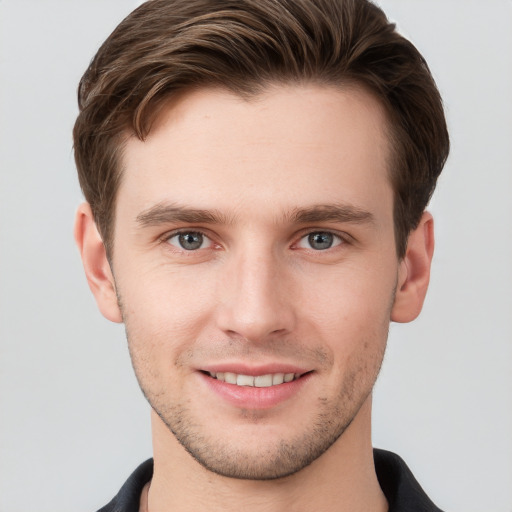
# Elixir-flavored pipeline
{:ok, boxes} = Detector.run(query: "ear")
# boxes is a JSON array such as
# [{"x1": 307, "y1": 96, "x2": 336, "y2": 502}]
[
  {"x1": 74, "y1": 203, "x2": 123, "y2": 323},
  {"x1": 391, "y1": 211, "x2": 435, "y2": 323}
]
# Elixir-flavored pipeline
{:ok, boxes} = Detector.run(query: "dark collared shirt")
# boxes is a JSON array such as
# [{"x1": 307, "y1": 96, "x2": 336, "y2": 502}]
[{"x1": 96, "y1": 449, "x2": 444, "y2": 512}]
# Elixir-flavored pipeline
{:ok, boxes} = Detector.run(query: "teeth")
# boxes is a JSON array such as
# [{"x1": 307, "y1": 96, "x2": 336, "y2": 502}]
[
  {"x1": 224, "y1": 372, "x2": 237, "y2": 384},
  {"x1": 254, "y1": 374, "x2": 272, "y2": 387},
  {"x1": 210, "y1": 371, "x2": 298, "y2": 387},
  {"x1": 272, "y1": 373, "x2": 284, "y2": 385},
  {"x1": 237, "y1": 374, "x2": 255, "y2": 386}
]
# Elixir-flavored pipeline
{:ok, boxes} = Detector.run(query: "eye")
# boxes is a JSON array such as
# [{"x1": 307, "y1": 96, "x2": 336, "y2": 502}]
[
  {"x1": 167, "y1": 231, "x2": 213, "y2": 251},
  {"x1": 297, "y1": 231, "x2": 343, "y2": 250}
]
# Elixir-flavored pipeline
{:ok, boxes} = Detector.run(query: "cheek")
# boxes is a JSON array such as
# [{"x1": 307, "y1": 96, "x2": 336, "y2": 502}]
[
  {"x1": 119, "y1": 263, "x2": 216, "y2": 331},
  {"x1": 300, "y1": 263, "x2": 395, "y2": 382},
  {"x1": 302, "y1": 263, "x2": 397, "y2": 332},
  {"x1": 117, "y1": 268, "x2": 218, "y2": 380}
]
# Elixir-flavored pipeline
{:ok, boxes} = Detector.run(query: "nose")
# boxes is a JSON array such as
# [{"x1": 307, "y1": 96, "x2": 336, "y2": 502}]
[{"x1": 215, "y1": 249, "x2": 297, "y2": 342}]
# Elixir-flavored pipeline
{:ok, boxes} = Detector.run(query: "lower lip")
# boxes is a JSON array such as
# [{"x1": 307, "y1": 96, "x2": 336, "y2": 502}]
[{"x1": 199, "y1": 372, "x2": 312, "y2": 410}]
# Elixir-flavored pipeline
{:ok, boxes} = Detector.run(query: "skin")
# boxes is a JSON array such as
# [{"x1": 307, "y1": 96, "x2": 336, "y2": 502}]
[{"x1": 75, "y1": 84, "x2": 434, "y2": 512}]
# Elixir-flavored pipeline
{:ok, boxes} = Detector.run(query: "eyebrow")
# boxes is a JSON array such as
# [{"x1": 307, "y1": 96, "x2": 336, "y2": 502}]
[
  {"x1": 135, "y1": 202, "x2": 374, "y2": 228},
  {"x1": 136, "y1": 203, "x2": 232, "y2": 227},
  {"x1": 286, "y1": 204, "x2": 375, "y2": 225}
]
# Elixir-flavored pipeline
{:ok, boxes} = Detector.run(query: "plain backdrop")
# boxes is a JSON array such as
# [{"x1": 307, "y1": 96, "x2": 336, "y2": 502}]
[{"x1": 1, "y1": 1, "x2": 511, "y2": 511}]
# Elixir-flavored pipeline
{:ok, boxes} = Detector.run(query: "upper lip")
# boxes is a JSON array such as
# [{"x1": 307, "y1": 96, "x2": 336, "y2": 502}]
[{"x1": 199, "y1": 363, "x2": 311, "y2": 377}]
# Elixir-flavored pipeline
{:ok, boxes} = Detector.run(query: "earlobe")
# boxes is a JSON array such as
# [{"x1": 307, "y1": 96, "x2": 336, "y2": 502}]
[
  {"x1": 74, "y1": 203, "x2": 123, "y2": 323},
  {"x1": 391, "y1": 212, "x2": 435, "y2": 323}
]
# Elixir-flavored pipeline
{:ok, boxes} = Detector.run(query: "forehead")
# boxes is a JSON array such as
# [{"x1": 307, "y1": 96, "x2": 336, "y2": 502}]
[{"x1": 118, "y1": 84, "x2": 393, "y2": 224}]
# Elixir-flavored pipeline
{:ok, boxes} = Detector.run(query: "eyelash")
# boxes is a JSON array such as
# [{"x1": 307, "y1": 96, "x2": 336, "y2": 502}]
[
  {"x1": 163, "y1": 230, "x2": 217, "y2": 252},
  {"x1": 294, "y1": 231, "x2": 345, "y2": 251},
  {"x1": 161, "y1": 228, "x2": 350, "y2": 253}
]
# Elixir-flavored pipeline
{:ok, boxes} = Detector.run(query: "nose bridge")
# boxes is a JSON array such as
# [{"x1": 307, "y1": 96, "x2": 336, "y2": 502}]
[{"x1": 216, "y1": 242, "x2": 295, "y2": 341}]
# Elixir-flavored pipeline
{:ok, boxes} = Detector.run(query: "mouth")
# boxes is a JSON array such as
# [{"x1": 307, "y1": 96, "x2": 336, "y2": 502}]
[
  {"x1": 206, "y1": 371, "x2": 303, "y2": 387},
  {"x1": 199, "y1": 367, "x2": 313, "y2": 409}
]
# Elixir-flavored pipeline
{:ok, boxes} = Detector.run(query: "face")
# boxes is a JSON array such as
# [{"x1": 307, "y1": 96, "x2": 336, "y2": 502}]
[{"x1": 108, "y1": 85, "x2": 401, "y2": 479}]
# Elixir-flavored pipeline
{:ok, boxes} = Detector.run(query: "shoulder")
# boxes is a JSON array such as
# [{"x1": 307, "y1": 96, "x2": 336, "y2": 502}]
[
  {"x1": 96, "y1": 459, "x2": 153, "y2": 512},
  {"x1": 374, "y1": 449, "x2": 444, "y2": 512}
]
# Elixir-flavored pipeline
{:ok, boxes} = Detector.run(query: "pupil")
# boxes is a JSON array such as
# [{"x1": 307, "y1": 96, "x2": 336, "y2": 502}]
[
  {"x1": 179, "y1": 232, "x2": 203, "y2": 250},
  {"x1": 308, "y1": 232, "x2": 333, "y2": 250}
]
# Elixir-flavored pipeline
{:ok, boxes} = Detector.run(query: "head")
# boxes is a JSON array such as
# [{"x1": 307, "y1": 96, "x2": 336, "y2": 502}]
[
  {"x1": 73, "y1": 0, "x2": 448, "y2": 481},
  {"x1": 74, "y1": 0, "x2": 449, "y2": 260}
]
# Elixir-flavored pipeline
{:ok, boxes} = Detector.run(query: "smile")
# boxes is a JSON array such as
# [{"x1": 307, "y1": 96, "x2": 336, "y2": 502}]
[
  {"x1": 208, "y1": 372, "x2": 300, "y2": 387},
  {"x1": 200, "y1": 368, "x2": 312, "y2": 409}
]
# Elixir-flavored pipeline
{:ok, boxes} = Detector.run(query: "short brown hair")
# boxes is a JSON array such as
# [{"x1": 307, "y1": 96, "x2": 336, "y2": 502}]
[{"x1": 73, "y1": 0, "x2": 449, "y2": 257}]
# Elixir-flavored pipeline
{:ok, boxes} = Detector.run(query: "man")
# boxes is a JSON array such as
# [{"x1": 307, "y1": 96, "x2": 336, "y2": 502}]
[{"x1": 73, "y1": 0, "x2": 449, "y2": 510}]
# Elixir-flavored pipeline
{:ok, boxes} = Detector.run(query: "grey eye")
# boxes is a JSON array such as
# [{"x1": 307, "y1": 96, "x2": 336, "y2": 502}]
[
  {"x1": 297, "y1": 231, "x2": 342, "y2": 250},
  {"x1": 308, "y1": 232, "x2": 334, "y2": 250},
  {"x1": 168, "y1": 231, "x2": 209, "y2": 250}
]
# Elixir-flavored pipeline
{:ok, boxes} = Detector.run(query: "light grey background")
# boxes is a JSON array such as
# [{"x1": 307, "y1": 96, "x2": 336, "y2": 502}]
[{"x1": 1, "y1": 1, "x2": 511, "y2": 511}]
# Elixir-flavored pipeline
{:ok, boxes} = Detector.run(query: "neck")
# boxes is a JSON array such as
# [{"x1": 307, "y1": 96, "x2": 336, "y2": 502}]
[{"x1": 146, "y1": 398, "x2": 388, "y2": 512}]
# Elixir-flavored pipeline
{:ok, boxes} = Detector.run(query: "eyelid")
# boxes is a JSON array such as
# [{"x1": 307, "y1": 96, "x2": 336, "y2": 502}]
[
  {"x1": 161, "y1": 228, "x2": 218, "y2": 250},
  {"x1": 157, "y1": 227, "x2": 352, "y2": 252},
  {"x1": 296, "y1": 232, "x2": 342, "y2": 250},
  {"x1": 292, "y1": 228, "x2": 352, "y2": 248}
]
